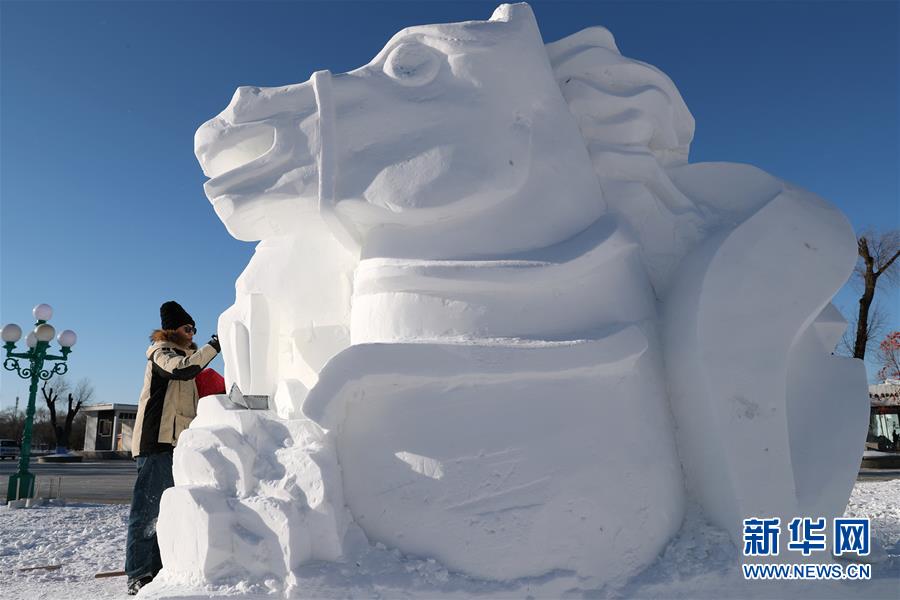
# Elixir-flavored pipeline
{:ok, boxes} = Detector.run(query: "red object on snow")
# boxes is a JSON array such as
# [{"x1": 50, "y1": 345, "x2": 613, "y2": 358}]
[{"x1": 195, "y1": 368, "x2": 226, "y2": 398}]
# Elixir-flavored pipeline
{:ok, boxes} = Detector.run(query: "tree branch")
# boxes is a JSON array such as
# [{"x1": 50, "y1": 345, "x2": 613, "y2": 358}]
[{"x1": 876, "y1": 248, "x2": 900, "y2": 278}]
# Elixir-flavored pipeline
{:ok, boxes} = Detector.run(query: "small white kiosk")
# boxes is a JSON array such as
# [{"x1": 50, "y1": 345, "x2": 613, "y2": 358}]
[{"x1": 82, "y1": 403, "x2": 138, "y2": 456}]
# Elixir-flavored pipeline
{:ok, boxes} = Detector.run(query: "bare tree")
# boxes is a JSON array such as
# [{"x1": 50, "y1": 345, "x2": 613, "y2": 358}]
[
  {"x1": 40, "y1": 377, "x2": 93, "y2": 452},
  {"x1": 0, "y1": 407, "x2": 26, "y2": 444},
  {"x1": 852, "y1": 230, "x2": 900, "y2": 360},
  {"x1": 40, "y1": 377, "x2": 69, "y2": 448}
]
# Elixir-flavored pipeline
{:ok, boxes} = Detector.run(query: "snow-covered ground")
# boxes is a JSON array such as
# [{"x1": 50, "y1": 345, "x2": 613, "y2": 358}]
[{"x1": 1, "y1": 478, "x2": 897, "y2": 600}]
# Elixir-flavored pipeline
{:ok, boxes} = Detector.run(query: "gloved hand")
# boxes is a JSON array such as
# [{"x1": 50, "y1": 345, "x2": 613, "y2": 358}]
[{"x1": 208, "y1": 334, "x2": 221, "y2": 353}]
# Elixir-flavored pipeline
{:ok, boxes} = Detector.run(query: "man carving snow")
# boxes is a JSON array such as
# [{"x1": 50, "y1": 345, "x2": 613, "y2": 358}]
[{"x1": 125, "y1": 301, "x2": 220, "y2": 595}]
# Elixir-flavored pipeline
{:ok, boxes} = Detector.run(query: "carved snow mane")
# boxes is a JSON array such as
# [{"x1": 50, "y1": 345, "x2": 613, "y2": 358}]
[{"x1": 549, "y1": 26, "x2": 694, "y2": 168}]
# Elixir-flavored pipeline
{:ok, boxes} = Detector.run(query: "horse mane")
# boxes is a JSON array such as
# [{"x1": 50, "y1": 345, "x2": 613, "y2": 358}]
[
  {"x1": 545, "y1": 27, "x2": 704, "y2": 294},
  {"x1": 545, "y1": 27, "x2": 695, "y2": 169}
]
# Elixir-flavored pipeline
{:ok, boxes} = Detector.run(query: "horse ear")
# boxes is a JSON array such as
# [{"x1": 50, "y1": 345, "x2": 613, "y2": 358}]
[{"x1": 490, "y1": 3, "x2": 539, "y2": 29}]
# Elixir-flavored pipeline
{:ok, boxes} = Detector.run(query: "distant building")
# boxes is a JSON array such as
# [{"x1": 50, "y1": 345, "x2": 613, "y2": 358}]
[
  {"x1": 867, "y1": 381, "x2": 900, "y2": 452},
  {"x1": 82, "y1": 403, "x2": 138, "y2": 455}
]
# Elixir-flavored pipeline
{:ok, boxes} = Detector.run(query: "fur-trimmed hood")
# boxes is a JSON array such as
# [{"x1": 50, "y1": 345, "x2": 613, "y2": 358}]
[{"x1": 149, "y1": 329, "x2": 198, "y2": 351}]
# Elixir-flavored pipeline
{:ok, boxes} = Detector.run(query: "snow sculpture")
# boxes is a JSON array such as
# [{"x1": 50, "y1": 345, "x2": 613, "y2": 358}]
[{"x1": 158, "y1": 2, "x2": 867, "y2": 590}]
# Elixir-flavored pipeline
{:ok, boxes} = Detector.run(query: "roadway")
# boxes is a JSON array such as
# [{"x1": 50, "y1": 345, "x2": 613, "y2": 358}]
[
  {"x1": 0, "y1": 460, "x2": 897, "y2": 505},
  {"x1": 857, "y1": 468, "x2": 900, "y2": 481},
  {"x1": 0, "y1": 460, "x2": 136, "y2": 504}
]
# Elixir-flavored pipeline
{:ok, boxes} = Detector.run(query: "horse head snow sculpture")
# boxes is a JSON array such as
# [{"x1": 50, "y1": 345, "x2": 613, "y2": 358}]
[
  {"x1": 196, "y1": 3, "x2": 603, "y2": 254},
  {"x1": 194, "y1": 2, "x2": 614, "y2": 400},
  {"x1": 160, "y1": 3, "x2": 867, "y2": 592}
]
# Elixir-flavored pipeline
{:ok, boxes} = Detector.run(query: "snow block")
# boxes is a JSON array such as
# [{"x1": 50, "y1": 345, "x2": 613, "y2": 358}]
[
  {"x1": 271, "y1": 418, "x2": 349, "y2": 561},
  {"x1": 158, "y1": 486, "x2": 240, "y2": 584},
  {"x1": 236, "y1": 495, "x2": 312, "y2": 578},
  {"x1": 172, "y1": 425, "x2": 258, "y2": 498},
  {"x1": 302, "y1": 327, "x2": 685, "y2": 582},
  {"x1": 159, "y1": 486, "x2": 316, "y2": 586},
  {"x1": 166, "y1": 393, "x2": 350, "y2": 577},
  {"x1": 663, "y1": 188, "x2": 868, "y2": 546}
]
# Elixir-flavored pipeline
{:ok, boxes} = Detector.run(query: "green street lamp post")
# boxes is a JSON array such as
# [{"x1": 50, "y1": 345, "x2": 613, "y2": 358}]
[{"x1": 2, "y1": 304, "x2": 77, "y2": 502}]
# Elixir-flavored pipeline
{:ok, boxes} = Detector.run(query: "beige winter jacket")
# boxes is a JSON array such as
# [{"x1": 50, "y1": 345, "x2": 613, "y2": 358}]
[{"x1": 131, "y1": 331, "x2": 218, "y2": 457}]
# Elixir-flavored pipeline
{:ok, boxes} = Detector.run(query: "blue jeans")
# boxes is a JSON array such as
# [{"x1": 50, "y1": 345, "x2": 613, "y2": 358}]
[{"x1": 125, "y1": 453, "x2": 174, "y2": 580}]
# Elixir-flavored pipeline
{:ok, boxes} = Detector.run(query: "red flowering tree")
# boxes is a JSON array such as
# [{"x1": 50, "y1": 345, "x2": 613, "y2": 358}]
[{"x1": 877, "y1": 331, "x2": 900, "y2": 381}]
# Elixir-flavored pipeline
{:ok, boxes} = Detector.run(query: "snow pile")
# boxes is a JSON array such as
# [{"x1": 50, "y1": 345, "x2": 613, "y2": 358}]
[{"x1": 164, "y1": 0, "x2": 867, "y2": 590}]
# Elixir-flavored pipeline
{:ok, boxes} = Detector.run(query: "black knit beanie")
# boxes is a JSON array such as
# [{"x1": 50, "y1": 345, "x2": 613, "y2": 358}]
[{"x1": 160, "y1": 301, "x2": 195, "y2": 331}]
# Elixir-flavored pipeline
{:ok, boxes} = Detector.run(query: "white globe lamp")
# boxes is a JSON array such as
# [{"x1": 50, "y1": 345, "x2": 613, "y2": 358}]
[
  {"x1": 33, "y1": 304, "x2": 53, "y2": 321},
  {"x1": 58, "y1": 330, "x2": 78, "y2": 348},
  {"x1": 35, "y1": 324, "x2": 56, "y2": 343},
  {"x1": 1, "y1": 323, "x2": 22, "y2": 343}
]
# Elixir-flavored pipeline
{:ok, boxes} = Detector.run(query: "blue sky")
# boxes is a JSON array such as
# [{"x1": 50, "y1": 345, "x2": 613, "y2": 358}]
[{"x1": 1, "y1": 0, "x2": 897, "y2": 410}]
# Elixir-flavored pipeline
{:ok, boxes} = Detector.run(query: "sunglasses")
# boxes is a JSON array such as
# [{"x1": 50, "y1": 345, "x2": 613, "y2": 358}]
[{"x1": 181, "y1": 325, "x2": 197, "y2": 334}]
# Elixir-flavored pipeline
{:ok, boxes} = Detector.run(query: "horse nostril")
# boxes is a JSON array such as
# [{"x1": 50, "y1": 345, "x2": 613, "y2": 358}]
[
  {"x1": 221, "y1": 81, "x2": 318, "y2": 125},
  {"x1": 228, "y1": 86, "x2": 261, "y2": 115}
]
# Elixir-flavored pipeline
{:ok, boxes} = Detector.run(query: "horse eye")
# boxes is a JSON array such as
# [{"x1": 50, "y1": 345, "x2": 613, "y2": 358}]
[{"x1": 383, "y1": 42, "x2": 441, "y2": 87}]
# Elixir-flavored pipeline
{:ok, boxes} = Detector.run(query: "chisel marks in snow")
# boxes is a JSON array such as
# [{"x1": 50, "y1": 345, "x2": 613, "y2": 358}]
[{"x1": 445, "y1": 477, "x2": 551, "y2": 513}]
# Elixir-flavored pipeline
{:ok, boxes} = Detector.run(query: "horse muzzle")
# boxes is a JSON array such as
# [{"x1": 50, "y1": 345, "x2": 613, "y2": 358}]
[{"x1": 194, "y1": 76, "x2": 326, "y2": 240}]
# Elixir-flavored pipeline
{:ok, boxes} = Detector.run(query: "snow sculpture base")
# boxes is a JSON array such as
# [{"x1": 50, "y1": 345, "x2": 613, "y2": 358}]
[
  {"x1": 158, "y1": 396, "x2": 349, "y2": 589},
  {"x1": 160, "y1": 328, "x2": 685, "y2": 585},
  {"x1": 303, "y1": 328, "x2": 683, "y2": 581}
]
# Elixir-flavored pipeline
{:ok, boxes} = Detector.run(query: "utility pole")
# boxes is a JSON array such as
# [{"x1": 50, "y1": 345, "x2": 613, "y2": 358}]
[{"x1": 14, "y1": 396, "x2": 20, "y2": 442}]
